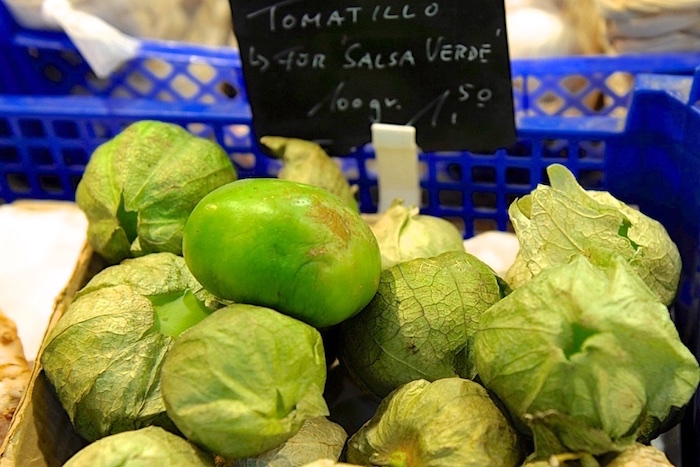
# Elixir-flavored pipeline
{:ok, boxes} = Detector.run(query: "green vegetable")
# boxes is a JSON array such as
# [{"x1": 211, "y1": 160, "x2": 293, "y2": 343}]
[
  {"x1": 76, "y1": 120, "x2": 237, "y2": 264},
  {"x1": 182, "y1": 178, "x2": 381, "y2": 328},
  {"x1": 161, "y1": 304, "x2": 329, "y2": 460},
  {"x1": 261, "y1": 136, "x2": 359, "y2": 211},
  {"x1": 340, "y1": 251, "x2": 509, "y2": 399},
  {"x1": 521, "y1": 452, "x2": 600, "y2": 467},
  {"x1": 602, "y1": 443, "x2": 673, "y2": 466},
  {"x1": 474, "y1": 254, "x2": 700, "y2": 458},
  {"x1": 299, "y1": 462, "x2": 362, "y2": 467},
  {"x1": 63, "y1": 427, "x2": 215, "y2": 467},
  {"x1": 504, "y1": 251, "x2": 533, "y2": 289},
  {"x1": 369, "y1": 199, "x2": 466, "y2": 270},
  {"x1": 507, "y1": 164, "x2": 681, "y2": 305},
  {"x1": 41, "y1": 253, "x2": 220, "y2": 442},
  {"x1": 346, "y1": 378, "x2": 524, "y2": 467},
  {"x1": 233, "y1": 417, "x2": 347, "y2": 467}
]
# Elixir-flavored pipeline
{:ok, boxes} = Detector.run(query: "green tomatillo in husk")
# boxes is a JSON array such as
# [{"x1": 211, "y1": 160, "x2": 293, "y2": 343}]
[
  {"x1": 369, "y1": 199, "x2": 466, "y2": 270},
  {"x1": 475, "y1": 254, "x2": 700, "y2": 459},
  {"x1": 521, "y1": 452, "x2": 600, "y2": 467},
  {"x1": 41, "y1": 253, "x2": 221, "y2": 442},
  {"x1": 261, "y1": 136, "x2": 359, "y2": 211},
  {"x1": 63, "y1": 427, "x2": 215, "y2": 467},
  {"x1": 76, "y1": 120, "x2": 237, "y2": 264},
  {"x1": 346, "y1": 378, "x2": 525, "y2": 467},
  {"x1": 160, "y1": 304, "x2": 329, "y2": 460},
  {"x1": 339, "y1": 251, "x2": 509, "y2": 399},
  {"x1": 299, "y1": 462, "x2": 362, "y2": 467},
  {"x1": 506, "y1": 164, "x2": 681, "y2": 305},
  {"x1": 602, "y1": 443, "x2": 674, "y2": 466},
  {"x1": 521, "y1": 443, "x2": 673, "y2": 467},
  {"x1": 231, "y1": 417, "x2": 347, "y2": 467}
]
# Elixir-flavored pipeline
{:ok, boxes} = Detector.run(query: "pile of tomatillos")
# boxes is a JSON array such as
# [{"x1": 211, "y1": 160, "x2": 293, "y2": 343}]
[{"x1": 41, "y1": 120, "x2": 700, "y2": 467}]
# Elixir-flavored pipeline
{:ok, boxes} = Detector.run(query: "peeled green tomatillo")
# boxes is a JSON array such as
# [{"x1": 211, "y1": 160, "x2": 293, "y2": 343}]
[{"x1": 182, "y1": 178, "x2": 381, "y2": 328}]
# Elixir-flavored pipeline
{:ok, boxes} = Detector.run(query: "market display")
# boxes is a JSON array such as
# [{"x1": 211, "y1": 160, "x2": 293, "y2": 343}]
[
  {"x1": 3, "y1": 0, "x2": 700, "y2": 463},
  {"x1": 25, "y1": 122, "x2": 698, "y2": 466}
]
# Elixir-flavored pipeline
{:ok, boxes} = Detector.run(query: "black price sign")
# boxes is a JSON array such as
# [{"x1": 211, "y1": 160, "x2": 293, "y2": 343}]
[{"x1": 229, "y1": 0, "x2": 516, "y2": 155}]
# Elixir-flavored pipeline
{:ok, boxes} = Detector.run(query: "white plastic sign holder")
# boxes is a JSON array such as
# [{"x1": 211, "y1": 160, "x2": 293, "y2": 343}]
[{"x1": 371, "y1": 123, "x2": 420, "y2": 213}]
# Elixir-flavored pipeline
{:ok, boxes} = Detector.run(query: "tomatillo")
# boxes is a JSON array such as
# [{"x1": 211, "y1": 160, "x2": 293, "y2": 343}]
[{"x1": 182, "y1": 178, "x2": 381, "y2": 327}]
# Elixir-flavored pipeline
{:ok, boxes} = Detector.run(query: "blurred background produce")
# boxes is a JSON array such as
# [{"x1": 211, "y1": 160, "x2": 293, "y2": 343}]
[
  {"x1": 4, "y1": 0, "x2": 700, "y2": 64},
  {"x1": 595, "y1": 0, "x2": 700, "y2": 53},
  {"x1": 505, "y1": 0, "x2": 607, "y2": 58},
  {"x1": 260, "y1": 137, "x2": 360, "y2": 213}
]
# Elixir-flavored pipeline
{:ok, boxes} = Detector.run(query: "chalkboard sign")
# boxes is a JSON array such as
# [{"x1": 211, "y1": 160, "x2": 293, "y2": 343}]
[{"x1": 229, "y1": 0, "x2": 516, "y2": 155}]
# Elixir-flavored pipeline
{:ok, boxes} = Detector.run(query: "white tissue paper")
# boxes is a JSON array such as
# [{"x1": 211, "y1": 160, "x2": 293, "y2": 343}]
[
  {"x1": 4, "y1": 0, "x2": 141, "y2": 79},
  {"x1": 0, "y1": 201, "x2": 88, "y2": 363},
  {"x1": 41, "y1": 0, "x2": 141, "y2": 79}
]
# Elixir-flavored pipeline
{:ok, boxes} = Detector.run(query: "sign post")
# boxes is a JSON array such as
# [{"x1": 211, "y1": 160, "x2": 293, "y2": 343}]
[
  {"x1": 371, "y1": 123, "x2": 420, "y2": 212},
  {"x1": 229, "y1": 0, "x2": 516, "y2": 156}
]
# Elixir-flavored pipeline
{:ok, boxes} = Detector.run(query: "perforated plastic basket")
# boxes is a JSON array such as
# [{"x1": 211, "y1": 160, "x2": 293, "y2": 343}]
[
  {"x1": 3, "y1": 0, "x2": 700, "y2": 231},
  {"x1": 2, "y1": 1, "x2": 700, "y2": 463}
]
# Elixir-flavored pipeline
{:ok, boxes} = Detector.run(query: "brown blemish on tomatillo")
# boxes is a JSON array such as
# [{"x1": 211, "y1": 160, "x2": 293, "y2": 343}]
[{"x1": 307, "y1": 202, "x2": 352, "y2": 243}]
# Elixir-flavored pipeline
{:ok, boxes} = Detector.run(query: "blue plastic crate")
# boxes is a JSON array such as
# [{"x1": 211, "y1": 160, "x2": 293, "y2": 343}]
[
  {"x1": 3, "y1": 0, "x2": 700, "y2": 226},
  {"x1": 1, "y1": 1, "x2": 700, "y2": 464},
  {"x1": 2, "y1": 5, "x2": 700, "y2": 231}
]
